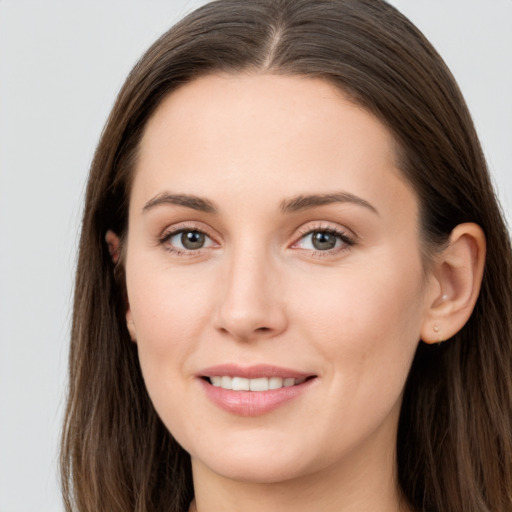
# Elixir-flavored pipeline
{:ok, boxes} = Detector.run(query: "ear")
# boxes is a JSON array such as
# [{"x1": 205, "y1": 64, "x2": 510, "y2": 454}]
[
  {"x1": 105, "y1": 230, "x2": 120, "y2": 264},
  {"x1": 105, "y1": 230, "x2": 137, "y2": 342},
  {"x1": 420, "y1": 223, "x2": 486, "y2": 344}
]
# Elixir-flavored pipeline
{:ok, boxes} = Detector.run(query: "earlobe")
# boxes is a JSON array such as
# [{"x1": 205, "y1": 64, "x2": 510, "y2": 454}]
[
  {"x1": 126, "y1": 309, "x2": 137, "y2": 342},
  {"x1": 105, "y1": 230, "x2": 121, "y2": 264},
  {"x1": 421, "y1": 223, "x2": 486, "y2": 344}
]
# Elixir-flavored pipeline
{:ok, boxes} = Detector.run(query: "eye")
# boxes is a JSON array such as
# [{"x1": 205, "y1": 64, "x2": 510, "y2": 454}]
[
  {"x1": 162, "y1": 229, "x2": 215, "y2": 252},
  {"x1": 294, "y1": 228, "x2": 354, "y2": 252}
]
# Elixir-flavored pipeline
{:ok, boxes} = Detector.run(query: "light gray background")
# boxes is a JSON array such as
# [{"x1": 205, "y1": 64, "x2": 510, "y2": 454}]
[{"x1": 0, "y1": 1, "x2": 510, "y2": 511}]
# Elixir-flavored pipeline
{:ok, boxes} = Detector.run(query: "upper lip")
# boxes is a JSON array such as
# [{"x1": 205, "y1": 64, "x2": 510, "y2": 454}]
[{"x1": 199, "y1": 364, "x2": 315, "y2": 380}]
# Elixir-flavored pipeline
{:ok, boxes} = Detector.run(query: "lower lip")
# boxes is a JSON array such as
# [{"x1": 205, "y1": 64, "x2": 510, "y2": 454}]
[{"x1": 199, "y1": 378, "x2": 315, "y2": 417}]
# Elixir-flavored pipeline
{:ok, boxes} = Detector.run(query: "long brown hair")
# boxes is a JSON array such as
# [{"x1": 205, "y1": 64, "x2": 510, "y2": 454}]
[{"x1": 61, "y1": 1, "x2": 512, "y2": 511}]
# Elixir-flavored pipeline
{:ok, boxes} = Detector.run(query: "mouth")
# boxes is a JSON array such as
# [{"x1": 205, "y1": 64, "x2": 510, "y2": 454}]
[
  {"x1": 198, "y1": 365, "x2": 317, "y2": 416},
  {"x1": 202, "y1": 375, "x2": 315, "y2": 391}
]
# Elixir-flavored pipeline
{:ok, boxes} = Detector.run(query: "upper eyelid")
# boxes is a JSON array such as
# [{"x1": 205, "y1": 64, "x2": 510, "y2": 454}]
[
  {"x1": 297, "y1": 225, "x2": 345, "y2": 236},
  {"x1": 160, "y1": 221, "x2": 216, "y2": 238},
  {"x1": 294, "y1": 221, "x2": 356, "y2": 239},
  {"x1": 157, "y1": 220, "x2": 356, "y2": 245}
]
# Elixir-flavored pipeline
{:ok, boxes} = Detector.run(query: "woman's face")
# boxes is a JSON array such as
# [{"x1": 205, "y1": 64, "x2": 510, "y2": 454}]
[{"x1": 124, "y1": 74, "x2": 436, "y2": 484}]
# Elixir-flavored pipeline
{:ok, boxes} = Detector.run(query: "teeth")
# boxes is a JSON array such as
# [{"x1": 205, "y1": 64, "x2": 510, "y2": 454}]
[
  {"x1": 250, "y1": 377, "x2": 269, "y2": 391},
  {"x1": 210, "y1": 376, "x2": 221, "y2": 387},
  {"x1": 232, "y1": 377, "x2": 250, "y2": 391},
  {"x1": 269, "y1": 377, "x2": 283, "y2": 389},
  {"x1": 209, "y1": 376, "x2": 307, "y2": 391}
]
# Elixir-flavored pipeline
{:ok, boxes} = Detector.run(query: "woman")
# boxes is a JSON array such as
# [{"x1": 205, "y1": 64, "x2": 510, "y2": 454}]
[{"x1": 60, "y1": 1, "x2": 512, "y2": 511}]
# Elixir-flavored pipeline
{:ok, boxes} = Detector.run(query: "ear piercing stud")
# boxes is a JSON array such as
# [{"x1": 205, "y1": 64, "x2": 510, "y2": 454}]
[{"x1": 433, "y1": 325, "x2": 443, "y2": 344}]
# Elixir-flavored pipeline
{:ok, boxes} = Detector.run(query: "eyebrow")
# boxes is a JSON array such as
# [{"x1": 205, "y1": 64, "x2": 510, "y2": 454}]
[
  {"x1": 143, "y1": 193, "x2": 217, "y2": 214},
  {"x1": 142, "y1": 191, "x2": 378, "y2": 216},
  {"x1": 280, "y1": 192, "x2": 379, "y2": 215}
]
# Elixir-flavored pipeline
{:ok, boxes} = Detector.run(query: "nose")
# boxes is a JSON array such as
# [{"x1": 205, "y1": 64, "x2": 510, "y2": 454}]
[{"x1": 214, "y1": 246, "x2": 288, "y2": 341}]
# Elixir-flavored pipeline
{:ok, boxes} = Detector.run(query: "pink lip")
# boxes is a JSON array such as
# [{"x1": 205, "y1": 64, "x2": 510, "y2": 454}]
[
  {"x1": 199, "y1": 363, "x2": 311, "y2": 379},
  {"x1": 197, "y1": 364, "x2": 317, "y2": 417}
]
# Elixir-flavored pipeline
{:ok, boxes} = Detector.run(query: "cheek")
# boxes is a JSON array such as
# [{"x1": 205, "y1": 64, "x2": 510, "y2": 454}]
[
  {"x1": 125, "y1": 262, "x2": 215, "y2": 441},
  {"x1": 291, "y1": 253, "x2": 426, "y2": 393},
  {"x1": 124, "y1": 258, "x2": 216, "y2": 400},
  {"x1": 127, "y1": 259, "x2": 213, "y2": 342},
  {"x1": 299, "y1": 272, "x2": 421, "y2": 324},
  {"x1": 281, "y1": 259, "x2": 425, "y2": 458}
]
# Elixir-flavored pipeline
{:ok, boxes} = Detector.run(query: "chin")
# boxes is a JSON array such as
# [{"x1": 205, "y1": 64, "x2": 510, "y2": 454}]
[
  {"x1": 187, "y1": 433, "x2": 326, "y2": 485},
  {"x1": 198, "y1": 455, "x2": 311, "y2": 485}
]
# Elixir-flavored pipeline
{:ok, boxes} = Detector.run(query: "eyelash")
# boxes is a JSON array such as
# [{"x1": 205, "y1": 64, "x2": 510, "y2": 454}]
[
  {"x1": 158, "y1": 223, "x2": 217, "y2": 256},
  {"x1": 158, "y1": 223, "x2": 356, "y2": 257},
  {"x1": 293, "y1": 224, "x2": 356, "y2": 256}
]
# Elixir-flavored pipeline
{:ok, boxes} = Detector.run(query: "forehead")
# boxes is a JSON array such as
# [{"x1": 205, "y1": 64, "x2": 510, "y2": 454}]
[
  {"x1": 139, "y1": 73, "x2": 396, "y2": 167},
  {"x1": 132, "y1": 73, "x2": 415, "y2": 220}
]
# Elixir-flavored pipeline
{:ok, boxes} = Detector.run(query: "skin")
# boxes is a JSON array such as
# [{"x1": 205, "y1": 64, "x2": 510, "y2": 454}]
[{"x1": 116, "y1": 73, "x2": 486, "y2": 512}]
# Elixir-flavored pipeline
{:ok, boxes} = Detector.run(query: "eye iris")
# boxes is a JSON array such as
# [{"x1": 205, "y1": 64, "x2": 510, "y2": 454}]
[
  {"x1": 312, "y1": 231, "x2": 337, "y2": 250},
  {"x1": 181, "y1": 231, "x2": 205, "y2": 249}
]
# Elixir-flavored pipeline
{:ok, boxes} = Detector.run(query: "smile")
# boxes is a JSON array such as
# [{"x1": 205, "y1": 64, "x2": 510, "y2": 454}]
[
  {"x1": 207, "y1": 376, "x2": 308, "y2": 391},
  {"x1": 199, "y1": 365, "x2": 317, "y2": 416}
]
